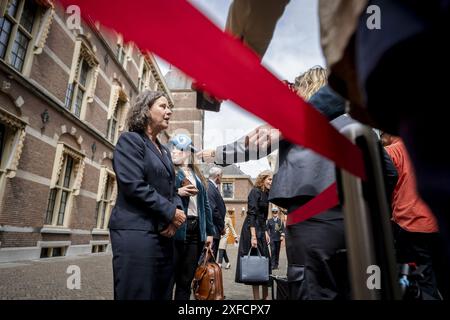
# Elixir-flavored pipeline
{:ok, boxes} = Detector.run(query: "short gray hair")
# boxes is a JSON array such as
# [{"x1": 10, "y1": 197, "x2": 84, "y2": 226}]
[
  {"x1": 127, "y1": 90, "x2": 167, "y2": 133},
  {"x1": 208, "y1": 167, "x2": 223, "y2": 179}
]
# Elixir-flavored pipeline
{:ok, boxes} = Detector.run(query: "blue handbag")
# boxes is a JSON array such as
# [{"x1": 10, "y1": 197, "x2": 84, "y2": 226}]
[{"x1": 239, "y1": 247, "x2": 269, "y2": 284}]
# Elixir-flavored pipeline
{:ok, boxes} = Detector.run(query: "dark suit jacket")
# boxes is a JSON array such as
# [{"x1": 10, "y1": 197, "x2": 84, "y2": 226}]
[
  {"x1": 207, "y1": 180, "x2": 226, "y2": 239},
  {"x1": 267, "y1": 217, "x2": 285, "y2": 241},
  {"x1": 109, "y1": 132, "x2": 182, "y2": 233},
  {"x1": 174, "y1": 170, "x2": 215, "y2": 242}
]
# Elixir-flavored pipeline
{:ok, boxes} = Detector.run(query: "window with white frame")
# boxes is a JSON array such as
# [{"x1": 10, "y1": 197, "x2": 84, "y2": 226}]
[
  {"x1": 222, "y1": 182, "x2": 234, "y2": 199},
  {"x1": 137, "y1": 55, "x2": 157, "y2": 92},
  {"x1": 116, "y1": 41, "x2": 125, "y2": 65},
  {"x1": 64, "y1": 56, "x2": 89, "y2": 117},
  {"x1": 40, "y1": 246, "x2": 67, "y2": 258},
  {"x1": 0, "y1": 109, "x2": 26, "y2": 203},
  {"x1": 106, "y1": 84, "x2": 128, "y2": 144},
  {"x1": 64, "y1": 39, "x2": 99, "y2": 119},
  {"x1": 106, "y1": 98, "x2": 125, "y2": 143},
  {"x1": 0, "y1": 0, "x2": 40, "y2": 72},
  {"x1": 94, "y1": 168, "x2": 116, "y2": 230},
  {"x1": 138, "y1": 61, "x2": 149, "y2": 92},
  {"x1": 45, "y1": 143, "x2": 85, "y2": 227},
  {"x1": 115, "y1": 33, "x2": 133, "y2": 70}
]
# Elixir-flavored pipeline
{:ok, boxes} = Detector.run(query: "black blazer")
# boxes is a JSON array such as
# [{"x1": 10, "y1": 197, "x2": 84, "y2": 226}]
[
  {"x1": 207, "y1": 180, "x2": 226, "y2": 239},
  {"x1": 267, "y1": 217, "x2": 285, "y2": 241},
  {"x1": 109, "y1": 132, "x2": 182, "y2": 233}
]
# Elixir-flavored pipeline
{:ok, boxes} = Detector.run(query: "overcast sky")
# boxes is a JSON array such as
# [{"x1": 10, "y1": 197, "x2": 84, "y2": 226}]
[{"x1": 158, "y1": 0, "x2": 325, "y2": 177}]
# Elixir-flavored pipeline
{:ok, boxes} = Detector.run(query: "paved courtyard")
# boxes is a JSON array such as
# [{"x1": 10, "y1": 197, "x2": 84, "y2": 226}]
[{"x1": 0, "y1": 244, "x2": 287, "y2": 300}]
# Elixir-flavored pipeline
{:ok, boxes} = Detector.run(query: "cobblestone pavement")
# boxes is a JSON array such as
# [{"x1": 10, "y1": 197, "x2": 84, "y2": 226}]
[{"x1": 0, "y1": 244, "x2": 287, "y2": 300}]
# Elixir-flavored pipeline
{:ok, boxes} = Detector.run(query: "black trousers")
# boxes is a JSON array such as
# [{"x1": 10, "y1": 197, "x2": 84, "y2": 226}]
[
  {"x1": 270, "y1": 241, "x2": 281, "y2": 268},
  {"x1": 286, "y1": 212, "x2": 349, "y2": 300},
  {"x1": 212, "y1": 238, "x2": 220, "y2": 260},
  {"x1": 173, "y1": 217, "x2": 203, "y2": 300},
  {"x1": 218, "y1": 249, "x2": 229, "y2": 264},
  {"x1": 110, "y1": 229, "x2": 174, "y2": 300}
]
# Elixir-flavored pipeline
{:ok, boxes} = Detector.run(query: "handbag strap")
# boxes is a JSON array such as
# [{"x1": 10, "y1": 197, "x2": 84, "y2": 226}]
[
  {"x1": 201, "y1": 244, "x2": 215, "y2": 265},
  {"x1": 247, "y1": 246, "x2": 262, "y2": 257}
]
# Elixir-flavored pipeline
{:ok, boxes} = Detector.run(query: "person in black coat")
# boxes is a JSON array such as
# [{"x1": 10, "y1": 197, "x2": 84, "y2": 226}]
[
  {"x1": 235, "y1": 170, "x2": 273, "y2": 300},
  {"x1": 109, "y1": 90, "x2": 186, "y2": 300},
  {"x1": 267, "y1": 206, "x2": 285, "y2": 270},
  {"x1": 207, "y1": 166, "x2": 227, "y2": 259}
]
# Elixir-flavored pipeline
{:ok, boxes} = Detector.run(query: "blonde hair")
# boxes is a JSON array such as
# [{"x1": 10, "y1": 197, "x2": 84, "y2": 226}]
[
  {"x1": 254, "y1": 170, "x2": 273, "y2": 192},
  {"x1": 295, "y1": 66, "x2": 328, "y2": 100}
]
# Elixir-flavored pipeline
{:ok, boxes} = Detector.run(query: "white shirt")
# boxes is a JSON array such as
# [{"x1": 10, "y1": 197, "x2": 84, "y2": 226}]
[
  {"x1": 184, "y1": 169, "x2": 198, "y2": 217},
  {"x1": 209, "y1": 179, "x2": 219, "y2": 189}
]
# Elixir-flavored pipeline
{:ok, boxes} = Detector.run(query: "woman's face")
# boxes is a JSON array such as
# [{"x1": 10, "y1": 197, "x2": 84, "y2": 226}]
[
  {"x1": 264, "y1": 176, "x2": 273, "y2": 190},
  {"x1": 171, "y1": 149, "x2": 190, "y2": 165},
  {"x1": 147, "y1": 96, "x2": 172, "y2": 133}
]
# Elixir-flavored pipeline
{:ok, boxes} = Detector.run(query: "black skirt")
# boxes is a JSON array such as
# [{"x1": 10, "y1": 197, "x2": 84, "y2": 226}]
[{"x1": 235, "y1": 216, "x2": 271, "y2": 285}]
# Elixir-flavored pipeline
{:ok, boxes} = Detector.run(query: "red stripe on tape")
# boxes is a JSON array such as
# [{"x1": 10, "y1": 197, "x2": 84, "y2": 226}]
[
  {"x1": 58, "y1": 0, "x2": 365, "y2": 180},
  {"x1": 286, "y1": 183, "x2": 339, "y2": 226}
]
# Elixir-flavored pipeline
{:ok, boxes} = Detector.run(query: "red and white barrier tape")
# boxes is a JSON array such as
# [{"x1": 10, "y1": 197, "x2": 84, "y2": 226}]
[{"x1": 58, "y1": 0, "x2": 365, "y2": 225}]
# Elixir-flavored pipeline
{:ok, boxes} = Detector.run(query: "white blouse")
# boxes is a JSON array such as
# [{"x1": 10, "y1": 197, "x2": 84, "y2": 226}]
[{"x1": 183, "y1": 169, "x2": 198, "y2": 217}]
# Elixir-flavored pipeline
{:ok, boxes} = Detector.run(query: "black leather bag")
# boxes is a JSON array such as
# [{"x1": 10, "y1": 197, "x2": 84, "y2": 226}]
[{"x1": 239, "y1": 247, "x2": 269, "y2": 284}]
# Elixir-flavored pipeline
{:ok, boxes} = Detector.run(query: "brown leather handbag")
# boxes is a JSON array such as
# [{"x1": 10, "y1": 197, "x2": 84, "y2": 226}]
[{"x1": 192, "y1": 245, "x2": 224, "y2": 300}]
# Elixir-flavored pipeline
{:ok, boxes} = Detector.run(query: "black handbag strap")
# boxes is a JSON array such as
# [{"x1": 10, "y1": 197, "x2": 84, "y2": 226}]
[{"x1": 247, "y1": 246, "x2": 262, "y2": 257}]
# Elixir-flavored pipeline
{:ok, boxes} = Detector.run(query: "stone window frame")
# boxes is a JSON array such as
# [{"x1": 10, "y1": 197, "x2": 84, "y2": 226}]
[
  {"x1": 137, "y1": 54, "x2": 157, "y2": 92},
  {"x1": 0, "y1": 0, "x2": 52, "y2": 75},
  {"x1": 64, "y1": 35, "x2": 99, "y2": 120},
  {"x1": 44, "y1": 142, "x2": 85, "y2": 228},
  {"x1": 94, "y1": 166, "x2": 117, "y2": 230},
  {"x1": 116, "y1": 33, "x2": 125, "y2": 65},
  {"x1": 222, "y1": 181, "x2": 235, "y2": 200},
  {"x1": 0, "y1": 108, "x2": 26, "y2": 206},
  {"x1": 116, "y1": 33, "x2": 132, "y2": 70},
  {"x1": 106, "y1": 82, "x2": 129, "y2": 144}
]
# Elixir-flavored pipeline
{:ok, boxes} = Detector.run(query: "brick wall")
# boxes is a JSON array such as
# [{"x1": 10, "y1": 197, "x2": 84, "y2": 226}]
[
  {"x1": 0, "y1": 232, "x2": 41, "y2": 248},
  {"x1": 0, "y1": 178, "x2": 49, "y2": 228},
  {"x1": 0, "y1": 4, "x2": 193, "y2": 253}
]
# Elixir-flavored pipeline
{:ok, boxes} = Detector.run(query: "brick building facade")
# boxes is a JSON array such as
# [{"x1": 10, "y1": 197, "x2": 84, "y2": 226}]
[
  {"x1": 0, "y1": 0, "x2": 195, "y2": 263},
  {"x1": 165, "y1": 68, "x2": 204, "y2": 150}
]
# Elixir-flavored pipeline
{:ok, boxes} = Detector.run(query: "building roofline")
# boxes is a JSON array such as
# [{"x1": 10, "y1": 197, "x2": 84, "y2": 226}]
[
  {"x1": 222, "y1": 174, "x2": 254, "y2": 185},
  {"x1": 147, "y1": 53, "x2": 175, "y2": 107}
]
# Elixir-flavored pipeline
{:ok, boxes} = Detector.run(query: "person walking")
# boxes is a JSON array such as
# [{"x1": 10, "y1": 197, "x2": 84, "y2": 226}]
[{"x1": 217, "y1": 211, "x2": 239, "y2": 269}]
